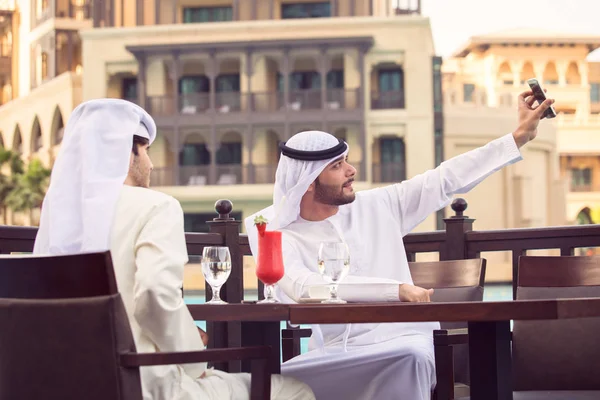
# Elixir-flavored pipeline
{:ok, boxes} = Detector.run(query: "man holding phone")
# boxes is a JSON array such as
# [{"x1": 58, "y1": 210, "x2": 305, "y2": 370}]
[{"x1": 245, "y1": 89, "x2": 555, "y2": 400}]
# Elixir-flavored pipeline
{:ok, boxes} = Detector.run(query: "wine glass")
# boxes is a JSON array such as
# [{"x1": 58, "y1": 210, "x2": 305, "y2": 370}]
[
  {"x1": 201, "y1": 246, "x2": 232, "y2": 304},
  {"x1": 317, "y1": 242, "x2": 350, "y2": 304}
]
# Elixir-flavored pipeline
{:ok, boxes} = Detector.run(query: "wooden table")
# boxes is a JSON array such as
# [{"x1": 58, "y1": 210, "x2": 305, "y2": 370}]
[{"x1": 189, "y1": 298, "x2": 600, "y2": 400}]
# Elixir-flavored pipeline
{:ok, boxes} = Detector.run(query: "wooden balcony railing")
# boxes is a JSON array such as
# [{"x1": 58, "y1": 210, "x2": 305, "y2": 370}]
[
  {"x1": 2, "y1": 198, "x2": 599, "y2": 300},
  {"x1": 371, "y1": 90, "x2": 405, "y2": 109},
  {"x1": 150, "y1": 164, "x2": 278, "y2": 186},
  {"x1": 146, "y1": 89, "x2": 361, "y2": 116}
]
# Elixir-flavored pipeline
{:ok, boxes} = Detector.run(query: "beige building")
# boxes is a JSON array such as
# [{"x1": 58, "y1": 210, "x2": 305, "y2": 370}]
[
  {"x1": 0, "y1": 1, "x2": 568, "y2": 283},
  {"x1": 444, "y1": 28, "x2": 600, "y2": 239}
]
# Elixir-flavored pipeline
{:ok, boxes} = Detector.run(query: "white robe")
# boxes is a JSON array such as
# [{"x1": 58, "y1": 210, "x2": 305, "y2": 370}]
[
  {"x1": 109, "y1": 185, "x2": 315, "y2": 400},
  {"x1": 278, "y1": 133, "x2": 522, "y2": 400}
]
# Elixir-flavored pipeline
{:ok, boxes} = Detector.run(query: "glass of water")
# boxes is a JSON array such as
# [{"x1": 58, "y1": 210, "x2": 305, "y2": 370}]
[
  {"x1": 201, "y1": 246, "x2": 232, "y2": 304},
  {"x1": 317, "y1": 242, "x2": 350, "y2": 304}
]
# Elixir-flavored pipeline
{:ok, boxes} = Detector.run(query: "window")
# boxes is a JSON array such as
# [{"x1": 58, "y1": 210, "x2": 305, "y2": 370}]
[
  {"x1": 379, "y1": 138, "x2": 406, "y2": 182},
  {"x1": 216, "y1": 74, "x2": 240, "y2": 92},
  {"x1": 281, "y1": 2, "x2": 331, "y2": 19},
  {"x1": 216, "y1": 142, "x2": 242, "y2": 165},
  {"x1": 432, "y1": 57, "x2": 443, "y2": 113},
  {"x1": 180, "y1": 143, "x2": 211, "y2": 166},
  {"x1": 183, "y1": 7, "x2": 233, "y2": 23},
  {"x1": 378, "y1": 68, "x2": 404, "y2": 92},
  {"x1": 591, "y1": 83, "x2": 600, "y2": 104},
  {"x1": 463, "y1": 83, "x2": 475, "y2": 103},
  {"x1": 277, "y1": 70, "x2": 344, "y2": 91},
  {"x1": 571, "y1": 168, "x2": 592, "y2": 190},
  {"x1": 184, "y1": 212, "x2": 242, "y2": 233},
  {"x1": 41, "y1": 52, "x2": 48, "y2": 80},
  {"x1": 179, "y1": 75, "x2": 209, "y2": 94},
  {"x1": 434, "y1": 129, "x2": 443, "y2": 167},
  {"x1": 122, "y1": 78, "x2": 137, "y2": 101}
]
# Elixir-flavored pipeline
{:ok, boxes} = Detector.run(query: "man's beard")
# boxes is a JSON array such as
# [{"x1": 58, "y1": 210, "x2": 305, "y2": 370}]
[
  {"x1": 130, "y1": 158, "x2": 150, "y2": 188},
  {"x1": 314, "y1": 178, "x2": 356, "y2": 206}
]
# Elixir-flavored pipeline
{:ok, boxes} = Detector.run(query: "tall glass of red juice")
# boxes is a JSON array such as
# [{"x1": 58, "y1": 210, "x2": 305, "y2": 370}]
[{"x1": 256, "y1": 230, "x2": 285, "y2": 303}]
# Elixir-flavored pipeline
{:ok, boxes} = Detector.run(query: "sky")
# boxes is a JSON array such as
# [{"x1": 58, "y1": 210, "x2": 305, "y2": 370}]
[{"x1": 398, "y1": 0, "x2": 600, "y2": 60}]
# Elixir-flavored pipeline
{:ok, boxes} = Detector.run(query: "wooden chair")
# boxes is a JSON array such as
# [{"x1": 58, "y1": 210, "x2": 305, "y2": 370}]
[
  {"x1": 436, "y1": 255, "x2": 600, "y2": 400},
  {"x1": 281, "y1": 258, "x2": 487, "y2": 400},
  {"x1": 0, "y1": 251, "x2": 272, "y2": 400}
]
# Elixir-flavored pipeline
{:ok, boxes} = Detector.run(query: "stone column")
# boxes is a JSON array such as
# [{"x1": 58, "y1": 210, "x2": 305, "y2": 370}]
[
  {"x1": 136, "y1": 55, "x2": 147, "y2": 108},
  {"x1": 279, "y1": 50, "x2": 292, "y2": 139},
  {"x1": 169, "y1": 54, "x2": 182, "y2": 184},
  {"x1": 357, "y1": 47, "x2": 367, "y2": 181},
  {"x1": 318, "y1": 47, "x2": 331, "y2": 130}
]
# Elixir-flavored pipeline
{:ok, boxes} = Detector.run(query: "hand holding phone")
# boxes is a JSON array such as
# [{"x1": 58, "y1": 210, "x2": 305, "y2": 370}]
[{"x1": 526, "y1": 78, "x2": 557, "y2": 119}]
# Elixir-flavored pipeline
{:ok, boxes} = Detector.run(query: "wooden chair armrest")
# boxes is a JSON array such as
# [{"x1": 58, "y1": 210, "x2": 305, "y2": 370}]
[
  {"x1": 121, "y1": 347, "x2": 271, "y2": 400},
  {"x1": 120, "y1": 346, "x2": 271, "y2": 367}
]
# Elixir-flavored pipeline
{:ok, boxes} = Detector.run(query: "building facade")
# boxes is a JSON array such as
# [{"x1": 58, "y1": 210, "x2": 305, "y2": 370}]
[{"x1": 0, "y1": 1, "x2": 569, "y2": 284}]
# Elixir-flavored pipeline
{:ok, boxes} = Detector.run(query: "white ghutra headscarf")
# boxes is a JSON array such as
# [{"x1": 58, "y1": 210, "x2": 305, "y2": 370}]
[
  {"x1": 244, "y1": 130, "x2": 350, "y2": 288},
  {"x1": 34, "y1": 99, "x2": 156, "y2": 255}
]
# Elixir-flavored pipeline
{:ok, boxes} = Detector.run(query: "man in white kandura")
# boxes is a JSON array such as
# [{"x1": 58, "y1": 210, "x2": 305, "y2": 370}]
[
  {"x1": 33, "y1": 99, "x2": 315, "y2": 400},
  {"x1": 245, "y1": 90, "x2": 555, "y2": 399}
]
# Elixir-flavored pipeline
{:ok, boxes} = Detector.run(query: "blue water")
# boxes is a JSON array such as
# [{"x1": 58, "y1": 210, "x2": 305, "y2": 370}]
[{"x1": 185, "y1": 284, "x2": 513, "y2": 356}]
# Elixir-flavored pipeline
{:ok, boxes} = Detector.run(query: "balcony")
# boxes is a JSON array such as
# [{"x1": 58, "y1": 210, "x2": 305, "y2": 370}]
[
  {"x1": 32, "y1": 0, "x2": 91, "y2": 29},
  {"x1": 150, "y1": 164, "x2": 278, "y2": 187},
  {"x1": 371, "y1": 90, "x2": 405, "y2": 109},
  {"x1": 145, "y1": 89, "x2": 361, "y2": 123}
]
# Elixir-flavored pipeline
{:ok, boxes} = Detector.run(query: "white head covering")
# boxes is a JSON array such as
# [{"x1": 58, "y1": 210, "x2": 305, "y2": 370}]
[
  {"x1": 244, "y1": 130, "x2": 349, "y2": 269},
  {"x1": 33, "y1": 98, "x2": 156, "y2": 255}
]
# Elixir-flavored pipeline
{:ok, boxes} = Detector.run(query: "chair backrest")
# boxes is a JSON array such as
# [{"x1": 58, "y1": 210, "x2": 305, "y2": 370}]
[
  {"x1": 513, "y1": 255, "x2": 600, "y2": 390},
  {"x1": 0, "y1": 294, "x2": 142, "y2": 400},
  {"x1": 0, "y1": 251, "x2": 118, "y2": 298},
  {"x1": 409, "y1": 258, "x2": 486, "y2": 385}
]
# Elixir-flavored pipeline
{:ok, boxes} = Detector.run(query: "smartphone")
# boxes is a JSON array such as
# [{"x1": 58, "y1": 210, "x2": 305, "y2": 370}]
[{"x1": 526, "y1": 78, "x2": 557, "y2": 119}]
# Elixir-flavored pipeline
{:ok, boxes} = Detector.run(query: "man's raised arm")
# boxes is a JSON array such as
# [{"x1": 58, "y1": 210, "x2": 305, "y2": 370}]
[{"x1": 377, "y1": 90, "x2": 554, "y2": 236}]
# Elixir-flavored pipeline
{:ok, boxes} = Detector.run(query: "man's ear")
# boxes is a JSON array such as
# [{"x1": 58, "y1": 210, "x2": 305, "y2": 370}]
[
  {"x1": 129, "y1": 153, "x2": 135, "y2": 168},
  {"x1": 306, "y1": 181, "x2": 316, "y2": 193}
]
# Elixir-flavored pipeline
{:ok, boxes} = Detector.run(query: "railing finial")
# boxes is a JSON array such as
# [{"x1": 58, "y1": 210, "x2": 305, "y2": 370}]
[
  {"x1": 214, "y1": 199, "x2": 234, "y2": 221},
  {"x1": 450, "y1": 198, "x2": 468, "y2": 218}
]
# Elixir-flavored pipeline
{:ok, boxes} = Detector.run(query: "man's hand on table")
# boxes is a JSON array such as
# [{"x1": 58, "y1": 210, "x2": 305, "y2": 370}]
[{"x1": 399, "y1": 284, "x2": 434, "y2": 302}]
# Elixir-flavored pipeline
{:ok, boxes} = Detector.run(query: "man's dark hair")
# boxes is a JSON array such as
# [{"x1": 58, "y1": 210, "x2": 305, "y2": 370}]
[{"x1": 132, "y1": 135, "x2": 149, "y2": 156}]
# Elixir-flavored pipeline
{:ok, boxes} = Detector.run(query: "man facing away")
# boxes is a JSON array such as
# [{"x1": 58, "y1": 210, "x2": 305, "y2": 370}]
[
  {"x1": 33, "y1": 99, "x2": 315, "y2": 400},
  {"x1": 245, "y1": 90, "x2": 555, "y2": 399}
]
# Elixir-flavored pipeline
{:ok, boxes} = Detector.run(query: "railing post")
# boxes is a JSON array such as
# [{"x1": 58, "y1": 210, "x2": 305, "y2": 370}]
[
  {"x1": 208, "y1": 199, "x2": 243, "y2": 304},
  {"x1": 207, "y1": 199, "x2": 243, "y2": 372},
  {"x1": 440, "y1": 198, "x2": 474, "y2": 261}
]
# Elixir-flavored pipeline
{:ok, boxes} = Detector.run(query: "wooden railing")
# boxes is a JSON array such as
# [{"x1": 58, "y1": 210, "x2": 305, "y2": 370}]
[{"x1": 2, "y1": 197, "x2": 600, "y2": 301}]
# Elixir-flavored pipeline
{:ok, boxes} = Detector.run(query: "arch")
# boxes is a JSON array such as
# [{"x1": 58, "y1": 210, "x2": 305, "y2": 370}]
[
  {"x1": 50, "y1": 106, "x2": 65, "y2": 146},
  {"x1": 543, "y1": 62, "x2": 559, "y2": 84},
  {"x1": 520, "y1": 62, "x2": 535, "y2": 83},
  {"x1": 12, "y1": 125, "x2": 22, "y2": 153},
  {"x1": 497, "y1": 61, "x2": 513, "y2": 84},
  {"x1": 566, "y1": 62, "x2": 581, "y2": 85},
  {"x1": 30, "y1": 115, "x2": 43, "y2": 153}
]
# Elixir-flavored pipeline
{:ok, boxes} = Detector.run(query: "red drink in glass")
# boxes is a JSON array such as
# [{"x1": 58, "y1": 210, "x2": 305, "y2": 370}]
[{"x1": 256, "y1": 230, "x2": 284, "y2": 302}]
